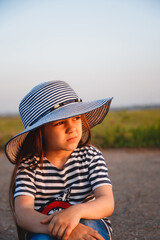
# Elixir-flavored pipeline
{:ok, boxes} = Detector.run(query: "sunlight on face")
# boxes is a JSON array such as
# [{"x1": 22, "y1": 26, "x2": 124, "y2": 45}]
[{"x1": 42, "y1": 116, "x2": 82, "y2": 154}]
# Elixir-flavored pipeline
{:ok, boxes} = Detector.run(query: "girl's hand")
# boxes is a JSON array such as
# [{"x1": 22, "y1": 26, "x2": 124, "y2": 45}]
[
  {"x1": 41, "y1": 206, "x2": 81, "y2": 239},
  {"x1": 68, "y1": 223, "x2": 105, "y2": 240}
]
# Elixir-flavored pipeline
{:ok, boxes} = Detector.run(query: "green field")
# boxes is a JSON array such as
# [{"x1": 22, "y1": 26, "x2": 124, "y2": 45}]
[
  {"x1": 0, "y1": 109, "x2": 160, "y2": 150},
  {"x1": 0, "y1": 115, "x2": 23, "y2": 150},
  {"x1": 92, "y1": 108, "x2": 160, "y2": 148}
]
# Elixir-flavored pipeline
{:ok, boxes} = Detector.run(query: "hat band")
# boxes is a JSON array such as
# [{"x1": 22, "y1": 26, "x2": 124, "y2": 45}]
[{"x1": 28, "y1": 98, "x2": 82, "y2": 127}]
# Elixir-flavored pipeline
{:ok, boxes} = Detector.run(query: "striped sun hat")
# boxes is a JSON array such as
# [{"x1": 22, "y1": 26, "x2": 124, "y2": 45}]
[{"x1": 5, "y1": 80, "x2": 113, "y2": 163}]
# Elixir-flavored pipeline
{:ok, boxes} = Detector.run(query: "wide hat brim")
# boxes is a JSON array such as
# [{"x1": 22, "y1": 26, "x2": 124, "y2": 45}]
[{"x1": 5, "y1": 97, "x2": 113, "y2": 164}]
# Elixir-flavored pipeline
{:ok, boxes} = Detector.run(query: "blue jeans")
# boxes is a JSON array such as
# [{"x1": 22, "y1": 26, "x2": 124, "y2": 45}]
[{"x1": 28, "y1": 219, "x2": 110, "y2": 240}]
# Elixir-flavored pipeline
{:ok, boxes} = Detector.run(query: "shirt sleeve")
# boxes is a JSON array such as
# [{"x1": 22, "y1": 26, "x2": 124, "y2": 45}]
[
  {"x1": 88, "y1": 148, "x2": 111, "y2": 191},
  {"x1": 14, "y1": 160, "x2": 36, "y2": 199}
]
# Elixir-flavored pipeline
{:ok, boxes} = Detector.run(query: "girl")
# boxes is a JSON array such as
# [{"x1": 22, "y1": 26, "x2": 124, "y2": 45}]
[{"x1": 5, "y1": 80, "x2": 114, "y2": 240}]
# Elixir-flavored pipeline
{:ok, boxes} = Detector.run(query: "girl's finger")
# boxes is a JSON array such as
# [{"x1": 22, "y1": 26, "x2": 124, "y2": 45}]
[
  {"x1": 62, "y1": 225, "x2": 74, "y2": 240},
  {"x1": 40, "y1": 214, "x2": 53, "y2": 224},
  {"x1": 88, "y1": 229, "x2": 105, "y2": 240},
  {"x1": 84, "y1": 236, "x2": 97, "y2": 240},
  {"x1": 50, "y1": 222, "x2": 61, "y2": 237},
  {"x1": 91, "y1": 231, "x2": 105, "y2": 240},
  {"x1": 57, "y1": 225, "x2": 67, "y2": 240}
]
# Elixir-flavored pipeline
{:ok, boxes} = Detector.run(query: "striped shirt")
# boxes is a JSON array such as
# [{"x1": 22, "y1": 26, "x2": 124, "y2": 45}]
[{"x1": 14, "y1": 145, "x2": 112, "y2": 236}]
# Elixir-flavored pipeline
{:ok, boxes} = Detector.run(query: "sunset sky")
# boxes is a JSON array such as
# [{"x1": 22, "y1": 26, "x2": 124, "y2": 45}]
[{"x1": 0, "y1": 0, "x2": 160, "y2": 114}]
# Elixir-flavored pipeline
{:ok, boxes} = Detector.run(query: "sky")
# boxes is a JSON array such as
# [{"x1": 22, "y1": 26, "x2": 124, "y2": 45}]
[{"x1": 0, "y1": 0, "x2": 160, "y2": 114}]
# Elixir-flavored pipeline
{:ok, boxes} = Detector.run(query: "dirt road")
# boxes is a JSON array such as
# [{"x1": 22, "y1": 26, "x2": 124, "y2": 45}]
[{"x1": 0, "y1": 149, "x2": 160, "y2": 240}]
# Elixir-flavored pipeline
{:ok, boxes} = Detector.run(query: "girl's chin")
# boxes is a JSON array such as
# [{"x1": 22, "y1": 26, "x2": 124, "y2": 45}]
[{"x1": 64, "y1": 142, "x2": 79, "y2": 151}]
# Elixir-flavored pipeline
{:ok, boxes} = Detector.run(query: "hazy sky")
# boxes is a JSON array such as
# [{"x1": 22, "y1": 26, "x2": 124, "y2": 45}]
[{"x1": 0, "y1": 0, "x2": 160, "y2": 114}]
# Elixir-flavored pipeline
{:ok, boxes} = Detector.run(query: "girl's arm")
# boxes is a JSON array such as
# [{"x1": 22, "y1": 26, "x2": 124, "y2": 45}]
[
  {"x1": 77, "y1": 184, "x2": 114, "y2": 219},
  {"x1": 15, "y1": 195, "x2": 105, "y2": 240},
  {"x1": 41, "y1": 185, "x2": 114, "y2": 239},
  {"x1": 14, "y1": 195, "x2": 49, "y2": 234}
]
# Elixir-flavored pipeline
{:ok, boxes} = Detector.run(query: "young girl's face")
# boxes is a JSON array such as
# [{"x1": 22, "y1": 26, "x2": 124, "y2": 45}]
[{"x1": 42, "y1": 115, "x2": 82, "y2": 154}]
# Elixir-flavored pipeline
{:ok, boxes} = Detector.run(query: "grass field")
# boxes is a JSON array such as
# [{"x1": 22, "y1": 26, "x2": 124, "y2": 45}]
[
  {"x1": 0, "y1": 108, "x2": 160, "y2": 150},
  {"x1": 92, "y1": 108, "x2": 160, "y2": 148}
]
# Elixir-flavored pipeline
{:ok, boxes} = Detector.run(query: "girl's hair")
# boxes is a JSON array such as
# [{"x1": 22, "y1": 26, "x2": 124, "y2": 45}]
[
  {"x1": 9, "y1": 114, "x2": 91, "y2": 240},
  {"x1": 9, "y1": 128, "x2": 44, "y2": 239}
]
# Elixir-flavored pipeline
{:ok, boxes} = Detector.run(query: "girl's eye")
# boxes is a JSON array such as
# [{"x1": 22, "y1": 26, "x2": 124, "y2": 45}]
[
  {"x1": 54, "y1": 121, "x2": 64, "y2": 126},
  {"x1": 74, "y1": 116, "x2": 81, "y2": 120}
]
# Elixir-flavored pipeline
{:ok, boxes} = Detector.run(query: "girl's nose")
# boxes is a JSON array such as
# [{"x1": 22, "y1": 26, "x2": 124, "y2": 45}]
[{"x1": 66, "y1": 120, "x2": 76, "y2": 133}]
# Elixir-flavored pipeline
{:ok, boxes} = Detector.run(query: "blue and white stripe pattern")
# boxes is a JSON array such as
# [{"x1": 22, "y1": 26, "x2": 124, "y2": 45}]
[
  {"x1": 14, "y1": 146, "x2": 111, "y2": 207},
  {"x1": 19, "y1": 81, "x2": 79, "y2": 128},
  {"x1": 14, "y1": 145, "x2": 112, "y2": 233},
  {"x1": 5, "y1": 80, "x2": 113, "y2": 163},
  {"x1": 14, "y1": 146, "x2": 111, "y2": 205}
]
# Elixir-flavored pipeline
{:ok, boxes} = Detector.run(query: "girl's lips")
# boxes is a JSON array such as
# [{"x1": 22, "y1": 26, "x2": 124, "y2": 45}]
[{"x1": 67, "y1": 136, "x2": 78, "y2": 142}]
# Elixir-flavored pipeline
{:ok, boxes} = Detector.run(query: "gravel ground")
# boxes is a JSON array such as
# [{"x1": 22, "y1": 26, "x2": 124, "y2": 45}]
[{"x1": 0, "y1": 149, "x2": 160, "y2": 240}]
